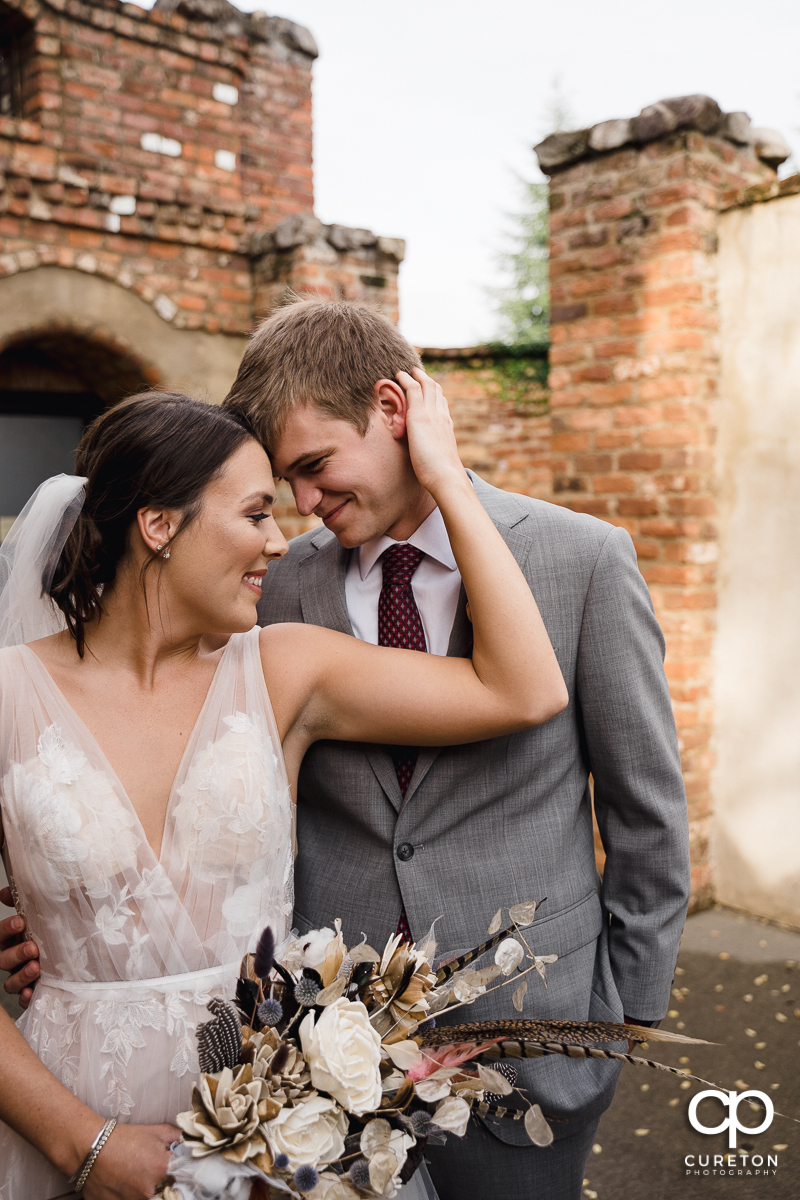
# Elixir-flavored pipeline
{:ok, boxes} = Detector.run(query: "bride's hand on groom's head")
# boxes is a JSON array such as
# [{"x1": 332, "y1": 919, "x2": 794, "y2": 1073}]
[
  {"x1": 396, "y1": 367, "x2": 466, "y2": 496},
  {"x1": 0, "y1": 886, "x2": 39, "y2": 1009}
]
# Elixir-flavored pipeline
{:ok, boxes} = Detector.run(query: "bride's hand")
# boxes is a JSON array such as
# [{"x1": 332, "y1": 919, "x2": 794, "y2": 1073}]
[
  {"x1": 396, "y1": 367, "x2": 466, "y2": 497},
  {"x1": 82, "y1": 1123, "x2": 177, "y2": 1200}
]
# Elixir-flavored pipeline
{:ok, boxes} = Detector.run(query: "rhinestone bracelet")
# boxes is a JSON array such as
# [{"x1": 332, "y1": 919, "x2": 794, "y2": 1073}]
[{"x1": 68, "y1": 1117, "x2": 118, "y2": 1193}]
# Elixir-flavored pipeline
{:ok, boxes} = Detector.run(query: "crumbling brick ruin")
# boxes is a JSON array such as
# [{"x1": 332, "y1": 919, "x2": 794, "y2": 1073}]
[{"x1": 0, "y1": 0, "x2": 403, "y2": 395}]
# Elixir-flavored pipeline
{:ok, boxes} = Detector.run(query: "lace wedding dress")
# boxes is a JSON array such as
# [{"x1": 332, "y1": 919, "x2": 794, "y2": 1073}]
[{"x1": 0, "y1": 626, "x2": 295, "y2": 1198}]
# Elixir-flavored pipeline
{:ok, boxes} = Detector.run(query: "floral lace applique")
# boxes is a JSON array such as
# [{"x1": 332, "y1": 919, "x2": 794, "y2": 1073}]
[
  {"x1": 173, "y1": 711, "x2": 285, "y2": 884},
  {"x1": 7, "y1": 724, "x2": 141, "y2": 903},
  {"x1": 33, "y1": 992, "x2": 86, "y2": 1093},
  {"x1": 92, "y1": 987, "x2": 210, "y2": 1115}
]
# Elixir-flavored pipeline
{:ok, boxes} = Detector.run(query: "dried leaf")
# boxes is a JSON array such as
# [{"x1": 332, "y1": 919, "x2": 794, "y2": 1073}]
[
  {"x1": 477, "y1": 1063, "x2": 514, "y2": 1095},
  {"x1": 432, "y1": 1095, "x2": 471, "y2": 1137},
  {"x1": 426, "y1": 986, "x2": 453, "y2": 1014},
  {"x1": 349, "y1": 944, "x2": 381, "y2": 965},
  {"x1": 463, "y1": 965, "x2": 503, "y2": 987},
  {"x1": 495, "y1": 938, "x2": 525, "y2": 976},
  {"x1": 453, "y1": 976, "x2": 486, "y2": 1004},
  {"x1": 487, "y1": 909, "x2": 503, "y2": 936},
  {"x1": 524, "y1": 1103, "x2": 554, "y2": 1147},
  {"x1": 415, "y1": 1072, "x2": 459, "y2": 1103},
  {"x1": 450, "y1": 1078, "x2": 484, "y2": 1100},
  {"x1": 360, "y1": 1117, "x2": 392, "y2": 1159},
  {"x1": 383, "y1": 1040, "x2": 424, "y2": 1070},
  {"x1": 508, "y1": 899, "x2": 542, "y2": 928},
  {"x1": 381, "y1": 1068, "x2": 406, "y2": 1093},
  {"x1": 416, "y1": 916, "x2": 442, "y2": 963},
  {"x1": 512, "y1": 979, "x2": 528, "y2": 1012},
  {"x1": 369, "y1": 1148, "x2": 398, "y2": 1194},
  {"x1": 533, "y1": 954, "x2": 558, "y2": 987},
  {"x1": 315, "y1": 975, "x2": 347, "y2": 1006}
]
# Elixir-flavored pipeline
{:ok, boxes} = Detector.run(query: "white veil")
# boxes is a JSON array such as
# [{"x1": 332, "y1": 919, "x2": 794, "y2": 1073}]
[{"x1": 0, "y1": 474, "x2": 88, "y2": 650}]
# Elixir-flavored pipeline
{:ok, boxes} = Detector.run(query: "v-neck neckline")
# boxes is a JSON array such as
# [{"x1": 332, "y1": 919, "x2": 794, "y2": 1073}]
[{"x1": 19, "y1": 639, "x2": 232, "y2": 864}]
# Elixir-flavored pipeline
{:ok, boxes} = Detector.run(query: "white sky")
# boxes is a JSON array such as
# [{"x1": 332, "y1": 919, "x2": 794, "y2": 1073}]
[{"x1": 143, "y1": 0, "x2": 800, "y2": 347}]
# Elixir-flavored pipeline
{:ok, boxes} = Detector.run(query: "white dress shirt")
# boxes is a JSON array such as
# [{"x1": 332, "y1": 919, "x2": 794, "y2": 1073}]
[{"x1": 344, "y1": 506, "x2": 463, "y2": 656}]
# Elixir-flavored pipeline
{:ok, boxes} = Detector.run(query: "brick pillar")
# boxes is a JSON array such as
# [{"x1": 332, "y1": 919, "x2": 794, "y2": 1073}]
[
  {"x1": 542, "y1": 116, "x2": 777, "y2": 906},
  {"x1": 249, "y1": 215, "x2": 404, "y2": 323}
]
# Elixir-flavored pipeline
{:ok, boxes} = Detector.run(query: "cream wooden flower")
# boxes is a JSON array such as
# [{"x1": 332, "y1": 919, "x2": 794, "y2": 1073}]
[
  {"x1": 264, "y1": 1091, "x2": 348, "y2": 1169},
  {"x1": 300, "y1": 999, "x2": 382, "y2": 1116},
  {"x1": 176, "y1": 1063, "x2": 268, "y2": 1163}
]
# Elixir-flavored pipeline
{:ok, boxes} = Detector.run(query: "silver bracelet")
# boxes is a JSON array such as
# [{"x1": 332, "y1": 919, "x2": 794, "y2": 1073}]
[{"x1": 68, "y1": 1117, "x2": 118, "y2": 1193}]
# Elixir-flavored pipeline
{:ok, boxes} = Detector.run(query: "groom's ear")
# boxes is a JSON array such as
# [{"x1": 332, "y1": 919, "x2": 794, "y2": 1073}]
[{"x1": 374, "y1": 378, "x2": 408, "y2": 440}]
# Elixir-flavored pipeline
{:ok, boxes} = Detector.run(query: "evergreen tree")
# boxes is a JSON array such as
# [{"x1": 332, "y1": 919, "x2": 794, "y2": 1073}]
[{"x1": 490, "y1": 80, "x2": 577, "y2": 348}]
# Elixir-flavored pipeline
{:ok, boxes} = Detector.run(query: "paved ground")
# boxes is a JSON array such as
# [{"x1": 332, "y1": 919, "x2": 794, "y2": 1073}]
[
  {"x1": 2, "y1": 888, "x2": 799, "y2": 1199},
  {"x1": 584, "y1": 907, "x2": 800, "y2": 1200}
]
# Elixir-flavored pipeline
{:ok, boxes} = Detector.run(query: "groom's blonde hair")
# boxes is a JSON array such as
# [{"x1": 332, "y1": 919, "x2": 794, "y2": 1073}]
[{"x1": 223, "y1": 299, "x2": 422, "y2": 450}]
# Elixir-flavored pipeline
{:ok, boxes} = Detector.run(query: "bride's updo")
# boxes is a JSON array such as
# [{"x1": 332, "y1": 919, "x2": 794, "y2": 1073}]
[{"x1": 50, "y1": 391, "x2": 256, "y2": 656}]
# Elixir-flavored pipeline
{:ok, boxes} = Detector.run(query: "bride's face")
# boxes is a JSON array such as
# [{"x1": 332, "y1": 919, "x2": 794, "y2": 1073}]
[{"x1": 163, "y1": 438, "x2": 289, "y2": 634}]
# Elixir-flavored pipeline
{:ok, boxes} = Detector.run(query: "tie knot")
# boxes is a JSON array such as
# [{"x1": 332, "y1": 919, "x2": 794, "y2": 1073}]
[{"x1": 381, "y1": 543, "x2": 424, "y2": 588}]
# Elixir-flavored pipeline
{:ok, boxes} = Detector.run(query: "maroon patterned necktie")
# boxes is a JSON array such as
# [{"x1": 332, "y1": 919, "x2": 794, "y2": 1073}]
[{"x1": 378, "y1": 544, "x2": 426, "y2": 944}]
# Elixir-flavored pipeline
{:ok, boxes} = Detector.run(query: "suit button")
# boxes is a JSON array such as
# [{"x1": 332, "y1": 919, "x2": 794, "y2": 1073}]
[{"x1": 396, "y1": 842, "x2": 414, "y2": 862}]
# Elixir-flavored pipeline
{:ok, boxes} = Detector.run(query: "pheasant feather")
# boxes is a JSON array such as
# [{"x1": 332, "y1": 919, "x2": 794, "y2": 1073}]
[
  {"x1": 434, "y1": 925, "x2": 520, "y2": 985},
  {"x1": 417, "y1": 1018, "x2": 710, "y2": 1048}
]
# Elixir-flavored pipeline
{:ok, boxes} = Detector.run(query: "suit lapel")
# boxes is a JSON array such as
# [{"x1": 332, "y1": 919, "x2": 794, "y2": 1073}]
[{"x1": 298, "y1": 530, "x2": 353, "y2": 636}]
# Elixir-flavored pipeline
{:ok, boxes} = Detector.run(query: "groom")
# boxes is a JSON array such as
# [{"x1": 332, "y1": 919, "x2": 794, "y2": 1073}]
[
  {"x1": 0, "y1": 299, "x2": 690, "y2": 1199},
  {"x1": 228, "y1": 301, "x2": 690, "y2": 1198}
]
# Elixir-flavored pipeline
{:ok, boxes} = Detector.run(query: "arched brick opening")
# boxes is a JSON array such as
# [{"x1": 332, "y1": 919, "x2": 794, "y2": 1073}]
[
  {"x1": 0, "y1": 0, "x2": 35, "y2": 119},
  {"x1": 0, "y1": 329, "x2": 153, "y2": 531}
]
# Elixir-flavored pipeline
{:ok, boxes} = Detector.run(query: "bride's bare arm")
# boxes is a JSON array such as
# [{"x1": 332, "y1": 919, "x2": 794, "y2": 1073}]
[
  {"x1": 264, "y1": 368, "x2": 567, "y2": 757},
  {"x1": 0, "y1": 1006, "x2": 176, "y2": 1199}
]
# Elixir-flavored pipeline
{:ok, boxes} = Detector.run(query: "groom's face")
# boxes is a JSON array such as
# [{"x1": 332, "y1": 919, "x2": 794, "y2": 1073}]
[{"x1": 270, "y1": 398, "x2": 418, "y2": 549}]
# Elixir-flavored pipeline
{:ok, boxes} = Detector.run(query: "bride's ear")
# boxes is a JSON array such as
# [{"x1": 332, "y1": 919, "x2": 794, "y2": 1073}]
[{"x1": 136, "y1": 506, "x2": 176, "y2": 556}]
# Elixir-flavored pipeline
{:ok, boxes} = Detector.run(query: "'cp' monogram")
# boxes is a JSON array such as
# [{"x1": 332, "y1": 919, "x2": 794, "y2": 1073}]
[{"x1": 688, "y1": 1090, "x2": 774, "y2": 1149}]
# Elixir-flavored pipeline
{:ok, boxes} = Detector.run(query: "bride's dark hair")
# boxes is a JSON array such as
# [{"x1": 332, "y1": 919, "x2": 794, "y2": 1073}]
[{"x1": 49, "y1": 390, "x2": 257, "y2": 657}]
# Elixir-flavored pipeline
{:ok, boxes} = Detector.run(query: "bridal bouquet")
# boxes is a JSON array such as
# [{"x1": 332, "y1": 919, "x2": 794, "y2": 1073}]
[{"x1": 158, "y1": 901, "x2": 706, "y2": 1200}]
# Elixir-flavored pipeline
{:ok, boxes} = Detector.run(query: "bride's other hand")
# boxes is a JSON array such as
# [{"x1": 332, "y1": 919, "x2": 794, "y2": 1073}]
[
  {"x1": 0, "y1": 886, "x2": 39, "y2": 1008},
  {"x1": 80, "y1": 1122, "x2": 177, "y2": 1200},
  {"x1": 396, "y1": 367, "x2": 463, "y2": 497}
]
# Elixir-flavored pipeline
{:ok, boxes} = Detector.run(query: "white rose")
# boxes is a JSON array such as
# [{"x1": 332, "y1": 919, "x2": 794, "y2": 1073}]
[
  {"x1": 300, "y1": 999, "x2": 383, "y2": 1116},
  {"x1": 265, "y1": 1093, "x2": 347, "y2": 1169}
]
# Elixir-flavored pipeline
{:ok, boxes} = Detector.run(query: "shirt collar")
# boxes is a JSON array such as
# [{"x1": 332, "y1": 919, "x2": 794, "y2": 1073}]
[{"x1": 355, "y1": 506, "x2": 458, "y2": 581}]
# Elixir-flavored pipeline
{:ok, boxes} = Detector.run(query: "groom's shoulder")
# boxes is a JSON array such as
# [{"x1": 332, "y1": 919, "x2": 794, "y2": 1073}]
[
  {"x1": 276, "y1": 524, "x2": 329, "y2": 568},
  {"x1": 257, "y1": 525, "x2": 331, "y2": 624},
  {"x1": 471, "y1": 473, "x2": 627, "y2": 557}
]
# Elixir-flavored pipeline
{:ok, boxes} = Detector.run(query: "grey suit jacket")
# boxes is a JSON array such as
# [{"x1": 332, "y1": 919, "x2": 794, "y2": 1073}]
[{"x1": 257, "y1": 473, "x2": 690, "y2": 1141}]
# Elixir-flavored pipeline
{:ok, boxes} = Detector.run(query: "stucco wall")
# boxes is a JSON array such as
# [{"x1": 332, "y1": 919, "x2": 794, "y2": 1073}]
[
  {"x1": 715, "y1": 193, "x2": 800, "y2": 926},
  {"x1": 0, "y1": 267, "x2": 247, "y2": 403}
]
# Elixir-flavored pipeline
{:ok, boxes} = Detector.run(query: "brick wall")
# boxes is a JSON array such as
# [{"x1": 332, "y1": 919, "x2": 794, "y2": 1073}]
[
  {"x1": 0, "y1": 0, "x2": 402, "y2": 340},
  {"x1": 423, "y1": 346, "x2": 550, "y2": 498},
  {"x1": 544, "y1": 129, "x2": 774, "y2": 905}
]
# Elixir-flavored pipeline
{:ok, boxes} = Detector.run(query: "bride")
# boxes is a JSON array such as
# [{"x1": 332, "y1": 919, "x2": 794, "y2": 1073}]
[{"x1": 0, "y1": 368, "x2": 566, "y2": 1199}]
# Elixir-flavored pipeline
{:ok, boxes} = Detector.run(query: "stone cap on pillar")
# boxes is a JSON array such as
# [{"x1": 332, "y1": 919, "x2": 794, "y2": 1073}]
[
  {"x1": 243, "y1": 216, "x2": 405, "y2": 263},
  {"x1": 154, "y1": 0, "x2": 319, "y2": 58},
  {"x1": 534, "y1": 95, "x2": 791, "y2": 173}
]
